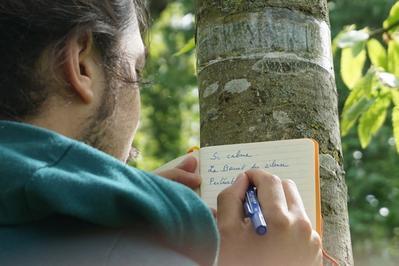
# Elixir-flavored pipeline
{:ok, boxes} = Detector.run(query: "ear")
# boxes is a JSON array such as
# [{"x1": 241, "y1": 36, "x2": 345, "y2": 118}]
[{"x1": 63, "y1": 33, "x2": 96, "y2": 104}]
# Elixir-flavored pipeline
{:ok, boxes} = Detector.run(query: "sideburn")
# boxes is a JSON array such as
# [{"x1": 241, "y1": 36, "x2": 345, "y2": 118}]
[{"x1": 79, "y1": 70, "x2": 117, "y2": 156}]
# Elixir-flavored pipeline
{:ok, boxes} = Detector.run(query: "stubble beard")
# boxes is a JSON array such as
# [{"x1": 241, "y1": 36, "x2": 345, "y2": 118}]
[
  {"x1": 81, "y1": 57, "x2": 139, "y2": 163},
  {"x1": 79, "y1": 73, "x2": 139, "y2": 164},
  {"x1": 79, "y1": 77, "x2": 118, "y2": 159}
]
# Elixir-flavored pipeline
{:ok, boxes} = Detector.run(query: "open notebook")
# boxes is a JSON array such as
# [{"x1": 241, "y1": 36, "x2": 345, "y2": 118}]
[{"x1": 155, "y1": 138, "x2": 321, "y2": 234}]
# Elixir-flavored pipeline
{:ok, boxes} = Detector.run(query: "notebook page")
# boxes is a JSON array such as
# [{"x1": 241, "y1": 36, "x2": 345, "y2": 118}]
[{"x1": 199, "y1": 139, "x2": 317, "y2": 229}]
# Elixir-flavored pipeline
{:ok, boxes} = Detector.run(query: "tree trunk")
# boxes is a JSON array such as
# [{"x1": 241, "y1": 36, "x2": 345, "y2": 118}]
[{"x1": 196, "y1": 1, "x2": 353, "y2": 265}]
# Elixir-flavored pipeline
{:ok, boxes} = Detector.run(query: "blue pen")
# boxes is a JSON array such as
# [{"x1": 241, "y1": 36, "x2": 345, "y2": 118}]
[{"x1": 244, "y1": 185, "x2": 268, "y2": 235}]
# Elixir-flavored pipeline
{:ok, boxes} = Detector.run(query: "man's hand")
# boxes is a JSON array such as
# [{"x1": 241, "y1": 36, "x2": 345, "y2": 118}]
[
  {"x1": 217, "y1": 169, "x2": 322, "y2": 266},
  {"x1": 155, "y1": 156, "x2": 201, "y2": 190}
]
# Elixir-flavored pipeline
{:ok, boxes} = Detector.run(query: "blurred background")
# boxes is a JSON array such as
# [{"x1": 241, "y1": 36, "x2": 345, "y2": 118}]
[{"x1": 132, "y1": 0, "x2": 399, "y2": 264}]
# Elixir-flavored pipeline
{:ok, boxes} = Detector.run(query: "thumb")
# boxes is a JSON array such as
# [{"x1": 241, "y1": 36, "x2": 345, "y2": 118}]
[{"x1": 176, "y1": 155, "x2": 198, "y2": 173}]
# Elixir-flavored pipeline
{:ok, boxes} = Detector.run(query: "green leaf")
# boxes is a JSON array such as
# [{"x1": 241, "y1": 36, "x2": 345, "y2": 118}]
[
  {"x1": 337, "y1": 30, "x2": 370, "y2": 49},
  {"x1": 388, "y1": 41, "x2": 399, "y2": 77},
  {"x1": 392, "y1": 107, "x2": 399, "y2": 153},
  {"x1": 367, "y1": 39, "x2": 387, "y2": 70},
  {"x1": 392, "y1": 90, "x2": 399, "y2": 106},
  {"x1": 341, "y1": 97, "x2": 375, "y2": 136},
  {"x1": 384, "y1": 2, "x2": 399, "y2": 32},
  {"x1": 174, "y1": 37, "x2": 195, "y2": 56},
  {"x1": 341, "y1": 46, "x2": 367, "y2": 89},
  {"x1": 343, "y1": 71, "x2": 374, "y2": 112},
  {"x1": 358, "y1": 97, "x2": 391, "y2": 148}
]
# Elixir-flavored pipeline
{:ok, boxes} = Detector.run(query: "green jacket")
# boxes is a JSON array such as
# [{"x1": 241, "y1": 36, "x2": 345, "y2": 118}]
[{"x1": 0, "y1": 121, "x2": 219, "y2": 265}]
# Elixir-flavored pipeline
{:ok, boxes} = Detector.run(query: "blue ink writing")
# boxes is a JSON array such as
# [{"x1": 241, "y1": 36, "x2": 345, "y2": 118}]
[
  {"x1": 221, "y1": 164, "x2": 246, "y2": 172},
  {"x1": 226, "y1": 150, "x2": 253, "y2": 159},
  {"x1": 208, "y1": 165, "x2": 218, "y2": 173},
  {"x1": 210, "y1": 152, "x2": 221, "y2": 161},
  {"x1": 209, "y1": 177, "x2": 236, "y2": 186},
  {"x1": 264, "y1": 160, "x2": 289, "y2": 168}
]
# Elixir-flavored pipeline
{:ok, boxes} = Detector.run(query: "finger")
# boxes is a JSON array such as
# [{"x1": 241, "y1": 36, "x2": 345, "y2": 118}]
[
  {"x1": 311, "y1": 231, "x2": 323, "y2": 265},
  {"x1": 176, "y1": 155, "x2": 198, "y2": 173},
  {"x1": 315, "y1": 248, "x2": 323, "y2": 266},
  {"x1": 158, "y1": 168, "x2": 201, "y2": 189},
  {"x1": 282, "y1": 179, "x2": 308, "y2": 218},
  {"x1": 217, "y1": 173, "x2": 249, "y2": 227},
  {"x1": 245, "y1": 170, "x2": 288, "y2": 219}
]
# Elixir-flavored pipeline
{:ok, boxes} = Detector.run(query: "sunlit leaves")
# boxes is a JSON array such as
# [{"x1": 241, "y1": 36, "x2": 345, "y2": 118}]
[
  {"x1": 387, "y1": 41, "x2": 399, "y2": 77},
  {"x1": 391, "y1": 90, "x2": 399, "y2": 106},
  {"x1": 341, "y1": 72, "x2": 375, "y2": 136},
  {"x1": 383, "y1": 2, "x2": 399, "y2": 32},
  {"x1": 335, "y1": 28, "x2": 370, "y2": 89},
  {"x1": 358, "y1": 97, "x2": 391, "y2": 148},
  {"x1": 342, "y1": 97, "x2": 375, "y2": 136},
  {"x1": 340, "y1": 69, "x2": 393, "y2": 149},
  {"x1": 392, "y1": 107, "x2": 399, "y2": 152},
  {"x1": 174, "y1": 37, "x2": 195, "y2": 56},
  {"x1": 343, "y1": 72, "x2": 374, "y2": 112},
  {"x1": 392, "y1": 91, "x2": 399, "y2": 153},
  {"x1": 367, "y1": 39, "x2": 387, "y2": 70},
  {"x1": 337, "y1": 7, "x2": 399, "y2": 152},
  {"x1": 341, "y1": 45, "x2": 367, "y2": 89}
]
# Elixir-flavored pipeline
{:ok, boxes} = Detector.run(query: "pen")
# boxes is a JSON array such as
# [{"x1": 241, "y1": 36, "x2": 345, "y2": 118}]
[{"x1": 244, "y1": 185, "x2": 268, "y2": 235}]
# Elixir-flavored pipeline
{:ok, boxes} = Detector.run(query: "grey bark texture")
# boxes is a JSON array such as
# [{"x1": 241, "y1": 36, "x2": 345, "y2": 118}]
[{"x1": 196, "y1": 1, "x2": 353, "y2": 265}]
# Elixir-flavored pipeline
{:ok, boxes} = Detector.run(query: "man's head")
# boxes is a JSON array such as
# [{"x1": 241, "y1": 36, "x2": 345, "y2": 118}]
[{"x1": 0, "y1": 0, "x2": 148, "y2": 162}]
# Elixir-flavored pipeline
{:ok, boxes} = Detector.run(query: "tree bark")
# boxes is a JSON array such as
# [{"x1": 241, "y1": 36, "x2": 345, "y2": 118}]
[{"x1": 196, "y1": 1, "x2": 353, "y2": 265}]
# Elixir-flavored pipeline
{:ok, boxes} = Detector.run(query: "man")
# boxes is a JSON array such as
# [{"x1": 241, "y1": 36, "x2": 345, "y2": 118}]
[{"x1": 0, "y1": 1, "x2": 322, "y2": 265}]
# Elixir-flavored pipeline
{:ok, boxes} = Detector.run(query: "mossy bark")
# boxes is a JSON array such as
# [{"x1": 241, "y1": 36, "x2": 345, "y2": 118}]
[{"x1": 196, "y1": 1, "x2": 353, "y2": 265}]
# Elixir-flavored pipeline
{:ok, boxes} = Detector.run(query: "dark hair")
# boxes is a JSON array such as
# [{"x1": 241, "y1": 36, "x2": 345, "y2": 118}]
[{"x1": 0, "y1": 0, "x2": 149, "y2": 119}]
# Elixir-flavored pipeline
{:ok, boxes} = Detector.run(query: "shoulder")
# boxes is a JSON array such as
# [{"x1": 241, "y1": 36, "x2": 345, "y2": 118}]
[{"x1": 0, "y1": 216, "x2": 198, "y2": 266}]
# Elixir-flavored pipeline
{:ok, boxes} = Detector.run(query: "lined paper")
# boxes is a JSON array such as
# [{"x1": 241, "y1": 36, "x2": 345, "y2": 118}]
[{"x1": 199, "y1": 139, "x2": 318, "y2": 228}]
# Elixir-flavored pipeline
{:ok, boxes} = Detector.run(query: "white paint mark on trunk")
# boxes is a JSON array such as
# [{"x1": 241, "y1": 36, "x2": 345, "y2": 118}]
[
  {"x1": 203, "y1": 82, "x2": 219, "y2": 98},
  {"x1": 224, "y1": 79, "x2": 251, "y2": 94},
  {"x1": 197, "y1": 8, "x2": 333, "y2": 74},
  {"x1": 249, "y1": 126, "x2": 256, "y2": 132},
  {"x1": 273, "y1": 111, "x2": 293, "y2": 124}
]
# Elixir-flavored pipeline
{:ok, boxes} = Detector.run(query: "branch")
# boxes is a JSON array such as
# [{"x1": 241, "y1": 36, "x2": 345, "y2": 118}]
[{"x1": 369, "y1": 20, "x2": 399, "y2": 38}]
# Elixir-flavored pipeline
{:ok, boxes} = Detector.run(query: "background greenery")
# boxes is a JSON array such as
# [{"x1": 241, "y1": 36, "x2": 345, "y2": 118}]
[{"x1": 133, "y1": 0, "x2": 399, "y2": 264}]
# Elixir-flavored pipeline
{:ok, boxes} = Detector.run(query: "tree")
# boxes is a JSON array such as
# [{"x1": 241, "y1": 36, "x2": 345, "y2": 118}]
[{"x1": 196, "y1": 1, "x2": 353, "y2": 265}]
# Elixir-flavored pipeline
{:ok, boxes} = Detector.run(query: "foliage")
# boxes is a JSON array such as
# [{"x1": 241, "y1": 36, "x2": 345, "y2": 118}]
[
  {"x1": 131, "y1": 0, "x2": 199, "y2": 170},
  {"x1": 331, "y1": 0, "x2": 399, "y2": 264},
  {"x1": 336, "y1": 2, "x2": 399, "y2": 151}
]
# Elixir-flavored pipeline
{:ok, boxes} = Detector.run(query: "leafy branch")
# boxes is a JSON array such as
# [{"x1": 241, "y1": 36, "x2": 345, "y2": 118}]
[
  {"x1": 369, "y1": 19, "x2": 399, "y2": 38},
  {"x1": 336, "y1": 2, "x2": 399, "y2": 152}
]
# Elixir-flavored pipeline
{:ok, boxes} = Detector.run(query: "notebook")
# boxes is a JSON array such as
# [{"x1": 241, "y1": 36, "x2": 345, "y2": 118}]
[{"x1": 155, "y1": 138, "x2": 321, "y2": 234}]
